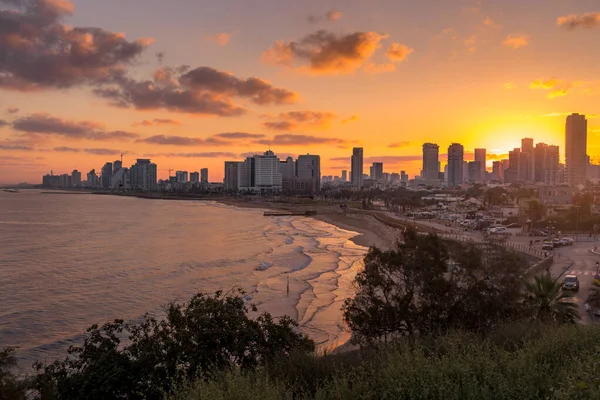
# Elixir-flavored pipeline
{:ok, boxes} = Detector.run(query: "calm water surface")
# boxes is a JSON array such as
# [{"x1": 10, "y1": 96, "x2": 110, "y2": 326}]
[{"x1": 0, "y1": 190, "x2": 365, "y2": 368}]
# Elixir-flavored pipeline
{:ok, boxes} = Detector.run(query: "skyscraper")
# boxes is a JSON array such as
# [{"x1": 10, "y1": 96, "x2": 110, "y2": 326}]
[
  {"x1": 491, "y1": 161, "x2": 502, "y2": 181},
  {"x1": 447, "y1": 143, "x2": 464, "y2": 187},
  {"x1": 175, "y1": 171, "x2": 188, "y2": 182},
  {"x1": 341, "y1": 170, "x2": 347, "y2": 182},
  {"x1": 190, "y1": 172, "x2": 200, "y2": 183},
  {"x1": 296, "y1": 154, "x2": 321, "y2": 193},
  {"x1": 370, "y1": 162, "x2": 383, "y2": 181},
  {"x1": 71, "y1": 170, "x2": 81, "y2": 187},
  {"x1": 534, "y1": 143, "x2": 548, "y2": 183},
  {"x1": 521, "y1": 138, "x2": 534, "y2": 182},
  {"x1": 351, "y1": 147, "x2": 364, "y2": 188},
  {"x1": 101, "y1": 162, "x2": 113, "y2": 188},
  {"x1": 239, "y1": 150, "x2": 282, "y2": 192},
  {"x1": 474, "y1": 148, "x2": 486, "y2": 182},
  {"x1": 467, "y1": 161, "x2": 482, "y2": 183},
  {"x1": 224, "y1": 161, "x2": 240, "y2": 191},
  {"x1": 544, "y1": 145, "x2": 560, "y2": 184},
  {"x1": 566, "y1": 113, "x2": 588, "y2": 186},
  {"x1": 130, "y1": 159, "x2": 157, "y2": 190},
  {"x1": 201, "y1": 168, "x2": 209, "y2": 183},
  {"x1": 422, "y1": 143, "x2": 439, "y2": 180}
]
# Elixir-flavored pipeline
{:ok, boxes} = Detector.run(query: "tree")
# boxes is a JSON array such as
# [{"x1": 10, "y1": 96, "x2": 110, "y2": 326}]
[
  {"x1": 0, "y1": 347, "x2": 27, "y2": 400},
  {"x1": 33, "y1": 290, "x2": 314, "y2": 399},
  {"x1": 342, "y1": 230, "x2": 526, "y2": 345},
  {"x1": 586, "y1": 287, "x2": 600, "y2": 310},
  {"x1": 523, "y1": 274, "x2": 579, "y2": 324}
]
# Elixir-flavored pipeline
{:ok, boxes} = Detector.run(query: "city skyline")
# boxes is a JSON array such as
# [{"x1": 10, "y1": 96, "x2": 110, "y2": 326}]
[{"x1": 1, "y1": 0, "x2": 600, "y2": 184}]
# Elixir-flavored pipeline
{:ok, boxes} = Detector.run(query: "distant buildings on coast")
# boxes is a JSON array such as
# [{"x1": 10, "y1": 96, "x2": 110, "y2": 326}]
[{"x1": 41, "y1": 113, "x2": 596, "y2": 193}]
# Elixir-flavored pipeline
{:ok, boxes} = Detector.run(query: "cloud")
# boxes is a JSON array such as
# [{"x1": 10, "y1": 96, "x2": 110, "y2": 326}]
[
  {"x1": 53, "y1": 147, "x2": 121, "y2": 155},
  {"x1": 388, "y1": 141, "x2": 411, "y2": 148},
  {"x1": 132, "y1": 118, "x2": 182, "y2": 127},
  {"x1": 137, "y1": 134, "x2": 230, "y2": 146},
  {"x1": 502, "y1": 35, "x2": 528, "y2": 49},
  {"x1": 207, "y1": 33, "x2": 231, "y2": 46},
  {"x1": 0, "y1": 142, "x2": 33, "y2": 150},
  {"x1": 342, "y1": 115, "x2": 359, "y2": 124},
  {"x1": 330, "y1": 155, "x2": 421, "y2": 163},
  {"x1": 386, "y1": 43, "x2": 414, "y2": 62},
  {"x1": 156, "y1": 52, "x2": 166, "y2": 64},
  {"x1": 308, "y1": 9, "x2": 342, "y2": 23},
  {"x1": 504, "y1": 82, "x2": 516, "y2": 90},
  {"x1": 263, "y1": 111, "x2": 338, "y2": 130},
  {"x1": 0, "y1": 119, "x2": 7, "y2": 127},
  {"x1": 6, "y1": 107, "x2": 19, "y2": 114},
  {"x1": 213, "y1": 132, "x2": 265, "y2": 139},
  {"x1": 557, "y1": 13, "x2": 600, "y2": 30},
  {"x1": 0, "y1": 0, "x2": 152, "y2": 91},
  {"x1": 542, "y1": 112, "x2": 598, "y2": 118},
  {"x1": 363, "y1": 63, "x2": 396, "y2": 74},
  {"x1": 483, "y1": 16, "x2": 494, "y2": 26},
  {"x1": 95, "y1": 66, "x2": 298, "y2": 115},
  {"x1": 530, "y1": 78, "x2": 572, "y2": 98},
  {"x1": 262, "y1": 30, "x2": 388, "y2": 74},
  {"x1": 143, "y1": 152, "x2": 238, "y2": 158},
  {"x1": 12, "y1": 114, "x2": 140, "y2": 140},
  {"x1": 257, "y1": 134, "x2": 351, "y2": 147}
]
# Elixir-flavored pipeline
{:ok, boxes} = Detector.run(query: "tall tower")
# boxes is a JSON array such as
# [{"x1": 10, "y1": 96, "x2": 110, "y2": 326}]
[
  {"x1": 422, "y1": 143, "x2": 440, "y2": 180},
  {"x1": 521, "y1": 138, "x2": 534, "y2": 182},
  {"x1": 474, "y1": 148, "x2": 486, "y2": 182},
  {"x1": 447, "y1": 143, "x2": 464, "y2": 187},
  {"x1": 351, "y1": 148, "x2": 364, "y2": 188},
  {"x1": 566, "y1": 113, "x2": 588, "y2": 187}
]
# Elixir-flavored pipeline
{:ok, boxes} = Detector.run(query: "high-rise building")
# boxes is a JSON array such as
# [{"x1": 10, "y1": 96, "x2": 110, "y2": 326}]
[
  {"x1": 86, "y1": 169, "x2": 99, "y2": 187},
  {"x1": 296, "y1": 154, "x2": 321, "y2": 193},
  {"x1": 521, "y1": 138, "x2": 534, "y2": 182},
  {"x1": 201, "y1": 168, "x2": 209, "y2": 183},
  {"x1": 175, "y1": 171, "x2": 189, "y2": 183},
  {"x1": 130, "y1": 159, "x2": 157, "y2": 190},
  {"x1": 190, "y1": 172, "x2": 200, "y2": 183},
  {"x1": 370, "y1": 162, "x2": 383, "y2": 181},
  {"x1": 566, "y1": 113, "x2": 588, "y2": 186},
  {"x1": 113, "y1": 160, "x2": 122, "y2": 174},
  {"x1": 447, "y1": 143, "x2": 464, "y2": 187},
  {"x1": 280, "y1": 157, "x2": 295, "y2": 191},
  {"x1": 341, "y1": 170, "x2": 347, "y2": 182},
  {"x1": 467, "y1": 161, "x2": 482, "y2": 183},
  {"x1": 491, "y1": 161, "x2": 502, "y2": 181},
  {"x1": 351, "y1": 148, "x2": 364, "y2": 188},
  {"x1": 544, "y1": 145, "x2": 560, "y2": 184},
  {"x1": 224, "y1": 161, "x2": 240, "y2": 191},
  {"x1": 474, "y1": 148, "x2": 486, "y2": 181},
  {"x1": 534, "y1": 143, "x2": 548, "y2": 183},
  {"x1": 101, "y1": 162, "x2": 113, "y2": 188},
  {"x1": 71, "y1": 170, "x2": 81, "y2": 187},
  {"x1": 518, "y1": 151, "x2": 530, "y2": 182},
  {"x1": 504, "y1": 148, "x2": 520, "y2": 183},
  {"x1": 239, "y1": 150, "x2": 282, "y2": 192},
  {"x1": 422, "y1": 143, "x2": 439, "y2": 180}
]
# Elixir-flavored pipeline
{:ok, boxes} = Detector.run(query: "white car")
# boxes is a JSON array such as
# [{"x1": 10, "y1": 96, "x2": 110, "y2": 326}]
[{"x1": 488, "y1": 227, "x2": 507, "y2": 234}]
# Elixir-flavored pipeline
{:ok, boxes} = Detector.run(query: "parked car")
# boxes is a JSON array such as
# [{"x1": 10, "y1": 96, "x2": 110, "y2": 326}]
[
  {"x1": 562, "y1": 275, "x2": 580, "y2": 291},
  {"x1": 530, "y1": 229, "x2": 549, "y2": 237},
  {"x1": 552, "y1": 238, "x2": 562, "y2": 247},
  {"x1": 542, "y1": 244, "x2": 554, "y2": 251},
  {"x1": 505, "y1": 223, "x2": 522, "y2": 229},
  {"x1": 488, "y1": 227, "x2": 508, "y2": 235},
  {"x1": 585, "y1": 303, "x2": 600, "y2": 317},
  {"x1": 559, "y1": 238, "x2": 573, "y2": 246}
]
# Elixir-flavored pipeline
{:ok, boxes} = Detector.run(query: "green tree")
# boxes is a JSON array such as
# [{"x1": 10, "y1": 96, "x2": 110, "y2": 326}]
[
  {"x1": 342, "y1": 230, "x2": 526, "y2": 345},
  {"x1": 0, "y1": 347, "x2": 27, "y2": 400},
  {"x1": 33, "y1": 290, "x2": 314, "y2": 400},
  {"x1": 523, "y1": 274, "x2": 579, "y2": 324}
]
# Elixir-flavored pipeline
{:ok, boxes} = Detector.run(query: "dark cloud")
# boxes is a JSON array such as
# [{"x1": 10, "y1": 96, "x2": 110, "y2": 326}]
[
  {"x1": 330, "y1": 155, "x2": 422, "y2": 163},
  {"x1": 143, "y1": 152, "x2": 238, "y2": 158},
  {"x1": 214, "y1": 132, "x2": 265, "y2": 139},
  {"x1": 0, "y1": 142, "x2": 33, "y2": 150},
  {"x1": 53, "y1": 146, "x2": 80, "y2": 152},
  {"x1": 95, "y1": 66, "x2": 298, "y2": 116},
  {"x1": 557, "y1": 13, "x2": 600, "y2": 30},
  {"x1": 137, "y1": 134, "x2": 230, "y2": 146},
  {"x1": 257, "y1": 134, "x2": 349, "y2": 147},
  {"x1": 53, "y1": 146, "x2": 121, "y2": 155},
  {"x1": 0, "y1": 119, "x2": 8, "y2": 127},
  {"x1": 263, "y1": 30, "x2": 388, "y2": 74},
  {"x1": 132, "y1": 118, "x2": 182, "y2": 127},
  {"x1": 0, "y1": 0, "x2": 152, "y2": 91},
  {"x1": 6, "y1": 107, "x2": 19, "y2": 114},
  {"x1": 263, "y1": 111, "x2": 338, "y2": 130},
  {"x1": 388, "y1": 141, "x2": 411, "y2": 148},
  {"x1": 156, "y1": 51, "x2": 166, "y2": 64},
  {"x1": 308, "y1": 10, "x2": 342, "y2": 24},
  {"x1": 12, "y1": 114, "x2": 139, "y2": 140}
]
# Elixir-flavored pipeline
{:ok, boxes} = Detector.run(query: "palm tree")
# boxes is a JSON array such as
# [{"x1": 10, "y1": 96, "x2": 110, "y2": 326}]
[{"x1": 523, "y1": 274, "x2": 579, "y2": 324}]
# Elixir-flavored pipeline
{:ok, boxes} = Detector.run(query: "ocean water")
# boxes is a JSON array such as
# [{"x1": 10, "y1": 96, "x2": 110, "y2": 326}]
[{"x1": 0, "y1": 190, "x2": 366, "y2": 369}]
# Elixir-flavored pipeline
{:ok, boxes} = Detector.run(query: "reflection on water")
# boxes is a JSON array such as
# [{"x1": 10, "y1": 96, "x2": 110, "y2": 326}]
[{"x1": 0, "y1": 190, "x2": 365, "y2": 368}]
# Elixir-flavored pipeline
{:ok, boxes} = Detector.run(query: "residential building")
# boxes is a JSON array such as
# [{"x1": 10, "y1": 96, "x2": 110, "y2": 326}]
[
  {"x1": 296, "y1": 154, "x2": 321, "y2": 193},
  {"x1": 504, "y1": 148, "x2": 520, "y2": 183},
  {"x1": 111, "y1": 167, "x2": 129, "y2": 189},
  {"x1": 521, "y1": 138, "x2": 534, "y2": 182},
  {"x1": 370, "y1": 162, "x2": 383, "y2": 181},
  {"x1": 71, "y1": 170, "x2": 82, "y2": 187},
  {"x1": 544, "y1": 145, "x2": 560, "y2": 184},
  {"x1": 566, "y1": 113, "x2": 588, "y2": 187},
  {"x1": 190, "y1": 172, "x2": 200, "y2": 183},
  {"x1": 341, "y1": 170, "x2": 347, "y2": 182},
  {"x1": 534, "y1": 143, "x2": 547, "y2": 183},
  {"x1": 175, "y1": 171, "x2": 188, "y2": 183},
  {"x1": 224, "y1": 161, "x2": 240, "y2": 191},
  {"x1": 130, "y1": 159, "x2": 157, "y2": 190},
  {"x1": 351, "y1": 147, "x2": 364, "y2": 188},
  {"x1": 280, "y1": 157, "x2": 295, "y2": 191},
  {"x1": 518, "y1": 151, "x2": 530, "y2": 182},
  {"x1": 491, "y1": 161, "x2": 502, "y2": 181},
  {"x1": 539, "y1": 185, "x2": 574, "y2": 206},
  {"x1": 474, "y1": 148, "x2": 486, "y2": 182},
  {"x1": 201, "y1": 168, "x2": 209, "y2": 183},
  {"x1": 86, "y1": 169, "x2": 99, "y2": 187},
  {"x1": 113, "y1": 160, "x2": 122, "y2": 174},
  {"x1": 447, "y1": 143, "x2": 464, "y2": 187},
  {"x1": 101, "y1": 162, "x2": 113, "y2": 188},
  {"x1": 467, "y1": 161, "x2": 482, "y2": 183},
  {"x1": 422, "y1": 143, "x2": 439, "y2": 180}
]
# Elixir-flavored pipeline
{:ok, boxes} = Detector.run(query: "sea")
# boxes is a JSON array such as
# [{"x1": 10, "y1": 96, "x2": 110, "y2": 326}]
[{"x1": 0, "y1": 190, "x2": 366, "y2": 369}]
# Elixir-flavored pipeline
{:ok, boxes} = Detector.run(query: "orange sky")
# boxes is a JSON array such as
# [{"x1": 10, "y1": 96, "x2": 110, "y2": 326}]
[{"x1": 1, "y1": 0, "x2": 599, "y2": 183}]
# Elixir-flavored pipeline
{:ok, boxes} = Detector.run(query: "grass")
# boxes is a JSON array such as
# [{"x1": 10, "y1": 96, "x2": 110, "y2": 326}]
[{"x1": 172, "y1": 322, "x2": 600, "y2": 400}]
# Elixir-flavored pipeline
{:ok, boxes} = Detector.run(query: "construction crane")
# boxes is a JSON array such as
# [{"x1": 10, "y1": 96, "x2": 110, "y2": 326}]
[{"x1": 158, "y1": 169, "x2": 174, "y2": 179}]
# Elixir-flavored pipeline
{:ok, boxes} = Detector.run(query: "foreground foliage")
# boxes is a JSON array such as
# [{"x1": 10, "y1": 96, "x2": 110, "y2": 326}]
[
  {"x1": 29, "y1": 290, "x2": 314, "y2": 400},
  {"x1": 174, "y1": 322, "x2": 600, "y2": 400}
]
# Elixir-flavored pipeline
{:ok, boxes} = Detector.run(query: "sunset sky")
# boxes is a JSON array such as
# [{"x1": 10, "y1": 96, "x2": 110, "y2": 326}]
[{"x1": 1, "y1": 0, "x2": 599, "y2": 184}]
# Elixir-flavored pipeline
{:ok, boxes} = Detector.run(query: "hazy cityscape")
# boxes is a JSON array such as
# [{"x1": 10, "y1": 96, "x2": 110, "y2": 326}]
[{"x1": 3, "y1": 0, "x2": 600, "y2": 398}]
